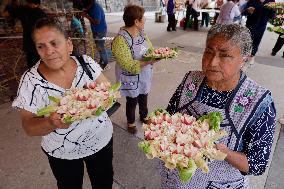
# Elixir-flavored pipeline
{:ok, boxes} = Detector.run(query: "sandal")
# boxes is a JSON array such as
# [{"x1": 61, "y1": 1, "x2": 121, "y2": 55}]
[
  {"x1": 140, "y1": 117, "x2": 148, "y2": 124},
  {"x1": 279, "y1": 117, "x2": 284, "y2": 125},
  {"x1": 127, "y1": 123, "x2": 137, "y2": 134}
]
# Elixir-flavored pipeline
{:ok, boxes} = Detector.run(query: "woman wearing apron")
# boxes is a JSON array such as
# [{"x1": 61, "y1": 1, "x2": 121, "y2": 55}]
[
  {"x1": 160, "y1": 24, "x2": 276, "y2": 189},
  {"x1": 112, "y1": 4, "x2": 159, "y2": 133}
]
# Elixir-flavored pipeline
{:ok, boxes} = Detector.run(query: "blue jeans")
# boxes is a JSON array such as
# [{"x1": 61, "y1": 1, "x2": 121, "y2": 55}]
[{"x1": 92, "y1": 30, "x2": 108, "y2": 65}]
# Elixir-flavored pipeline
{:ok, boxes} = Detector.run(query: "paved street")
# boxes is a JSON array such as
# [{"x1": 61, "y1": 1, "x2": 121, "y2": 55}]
[{"x1": 0, "y1": 12, "x2": 283, "y2": 189}]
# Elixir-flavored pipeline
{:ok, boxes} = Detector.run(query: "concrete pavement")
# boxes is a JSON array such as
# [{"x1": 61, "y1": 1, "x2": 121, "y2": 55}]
[{"x1": 0, "y1": 12, "x2": 283, "y2": 189}]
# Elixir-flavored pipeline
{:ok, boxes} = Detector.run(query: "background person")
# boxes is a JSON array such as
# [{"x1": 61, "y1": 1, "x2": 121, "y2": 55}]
[
  {"x1": 12, "y1": 17, "x2": 113, "y2": 189},
  {"x1": 167, "y1": 0, "x2": 176, "y2": 31},
  {"x1": 183, "y1": 0, "x2": 200, "y2": 31},
  {"x1": 81, "y1": 0, "x2": 109, "y2": 71},
  {"x1": 111, "y1": 4, "x2": 159, "y2": 134},
  {"x1": 67, "y1": 14, "x2": 84, "y2": 56},
  {"x1": 200, "y1": 0, "x2": 210, "y2": 27},
  {"x1": 212, "y1": 0, "x2": 224, "y2": 24},
  {"x1": 160, "y1": 24, "x2": 276, "y2": 188},
  {"x1": 243, "y1": 0, "x2": 276, "y2": 63},
  {"x1": 2, "y1": 0, "x2": 19, "y2": 30},
  {"x1": 271, "y1": 34, "x2": 284, "y2": 58},
  {"x1": 3, "y1": 0, "x2": 47, "y2": 69},
  {"x1": 217, "y1": 0, "x2": 241, "y2": 24}
]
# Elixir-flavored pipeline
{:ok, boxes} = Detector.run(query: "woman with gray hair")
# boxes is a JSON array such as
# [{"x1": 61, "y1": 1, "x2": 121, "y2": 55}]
[{"x1": 160, "y1": 24, "x2": 276, "y2": 188}]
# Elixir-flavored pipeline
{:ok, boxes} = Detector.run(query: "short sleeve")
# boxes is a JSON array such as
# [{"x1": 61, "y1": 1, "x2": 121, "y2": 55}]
[
  {"x1": 92, "y1": 4, "x2": 101, "y2": 20},
  {"x1": 242, "y1": 103, "x2": 276, "y2": 175},
  {"x1": 82, "y1": 55, "x2": 102, "y2": 81},
  {"x1": 231, "y1": 5, "x2": 241, "y2": 19},
  {"x1": 12, "y1": 72, "x2": 48, "y2": 114}
]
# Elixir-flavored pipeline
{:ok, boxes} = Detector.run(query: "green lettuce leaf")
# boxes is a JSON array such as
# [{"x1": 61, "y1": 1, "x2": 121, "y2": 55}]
[
  {"x1": 154, "y1": 108, "x2": 168, "y2": 115},
  {"x1": 172, "y1": 47, "x2": 179, "y2": 53},
  {"x1": 108, "y1": 96, "x2": 114, "y2": 107},
  {"x1": 178, "y1": 158, "x2": 197, "y2": 182},
  {"x1": 143, "y1": 47, "x2": 179, "y2": 61},
  {"x1": 146, "y1": 108, "x2": 168, "y2": 119},
  {"x1": 36, "y1": 106, "x2": 57, "y2": 117},
  {"x1": 48, "y1": 96, "x2": 60, "y2": 104},
  {"x1": 109, "y1": 82, "x2": 121, "y2": 92},
  {"x1": 143, "y1": 56, "x2": 155, "y2": 61},
  {"x1": 62, "y1": 115, "x2": 74, "y2": 124},
  {"x1": 95, "y1": 107, "x2": 104, "y2": 116},
  {"x1": 138, "y1": 141, "x2": 151, "y2": 154},
  {"x1": 198, "y1": 112, "x2": 223, "y2": 132}
]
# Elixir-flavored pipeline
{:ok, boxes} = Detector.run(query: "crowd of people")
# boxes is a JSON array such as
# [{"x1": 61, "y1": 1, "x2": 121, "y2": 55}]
[
  {"x1": 164, "y1": 0, "x2": 282, "y2": 61},
  {"x1": 1, "y1": 0, "x2": 282, "y2": 188}
]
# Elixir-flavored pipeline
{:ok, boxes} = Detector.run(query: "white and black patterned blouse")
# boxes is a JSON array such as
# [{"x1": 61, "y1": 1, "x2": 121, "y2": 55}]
[
  {"x1": 12, "y1": 55, "x2": 113, "y2": 160},
  {"x1": 160, "y1": 71, "x2": 276, "y2": 189}
]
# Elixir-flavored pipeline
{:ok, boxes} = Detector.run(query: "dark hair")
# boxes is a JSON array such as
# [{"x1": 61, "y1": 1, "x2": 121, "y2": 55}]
[
  {"x1": 32, "y1": 17, "x2": 68, "y2": 40},
  {"x1": 26, "y1": 0, "x2": 41, "y2": 5},
  {"x1": 80, "y1": 0, "x2": 93, "y2": 9},
  {"x1": 123, "y1": 4, "x2": 145, "y2": 27},
  {"x1": 228, "y1": 0, "x2": 239, "y2": 2}
]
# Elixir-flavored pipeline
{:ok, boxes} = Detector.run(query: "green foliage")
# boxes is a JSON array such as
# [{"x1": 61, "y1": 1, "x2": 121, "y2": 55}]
[
  {"x1": 36, "y1": 106, "x2": 57, "y2": 117},
  {"x1": 109, "y1": 82, "x2": 121, "y2": 92},
  {"x1": 95, "y1": 107, "x2": 104, "y2": 116},
  {"x1": 178, "y1": 159, "x2": 197, "y2": 182},
  {"x1": 48, "y1": 96, "x2": 60, "y2": 104},
  {"x1": 198, "y1": 112, "x2": 223, "y2": 132},
  {"x1": 138, "y1": 141, "x2": 151, "y2": 154},
  {"x1": 63, "y1": 115, "x2": 74, "y2": 124}
]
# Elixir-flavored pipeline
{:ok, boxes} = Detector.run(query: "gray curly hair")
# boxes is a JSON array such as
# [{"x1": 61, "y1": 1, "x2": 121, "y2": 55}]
[{"x1": 206, "y1": 24, "x2": 252, "y2": 57}]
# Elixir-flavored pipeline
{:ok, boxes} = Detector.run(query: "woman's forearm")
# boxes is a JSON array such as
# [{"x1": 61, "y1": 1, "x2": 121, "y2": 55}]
[
  {"x1": 20, "y1": 109, "x2": 69, "y2": 136},
  {"x1": 83, "y1": 14, "x2": 100, "y2": 25},
  {"x1": 216, "y1": 143, "x2": 249, "y2": 173},
  {"x1": 140, "y1": 60, "x2": 153, "y2": 67},
  {"x1": 22, "y1": 116, "x2": 56, "y2": 136},
  {"x1": 225, "y1": 150, "x2": 249, "y2": 173}
]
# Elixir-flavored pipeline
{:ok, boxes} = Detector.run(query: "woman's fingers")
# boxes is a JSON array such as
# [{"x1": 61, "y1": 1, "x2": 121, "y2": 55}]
[
  {"x1": 51, "y1": 119, "x2": 70, "y2": 129},
  {"x1": 215, "y1": 143, "x2": 229, "y2": 154},
  {"x1": 149, "y1": 60, "x2": 159, "y2": 65},
  {"x1": 49, "y1": 112, "x2": 70, "y2": 129},
  {"x1": 50, "y1": 112, "x2": 61, "y2": 120},
  {"x1": 56, "y1": 122, "x2": 70, "y2": 129}
]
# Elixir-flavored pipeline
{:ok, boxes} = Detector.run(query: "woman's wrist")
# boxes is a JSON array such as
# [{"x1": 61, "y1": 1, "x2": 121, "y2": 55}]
[
  {"x1": 224, "y1": 149, "x2": 232, "y2": 161},
  {"x1": 140, "y1": 60, "x2": 150, "y2": 66}
]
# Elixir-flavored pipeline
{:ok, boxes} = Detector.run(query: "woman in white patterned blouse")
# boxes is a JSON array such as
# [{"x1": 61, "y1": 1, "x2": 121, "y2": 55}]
[{"x1": 12, "y1": 17, "x2": 113, "y2": 189}]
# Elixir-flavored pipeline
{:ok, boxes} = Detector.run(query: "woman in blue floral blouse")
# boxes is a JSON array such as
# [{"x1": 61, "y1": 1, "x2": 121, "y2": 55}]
[{"x1": 160, "y1": 24, "x2": 276, "y2": 189}]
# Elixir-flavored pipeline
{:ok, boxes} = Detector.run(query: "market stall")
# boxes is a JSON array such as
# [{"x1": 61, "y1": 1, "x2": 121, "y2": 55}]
[{"x1": 0, "y1": 1, "x2": 114, "y2": 104}]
